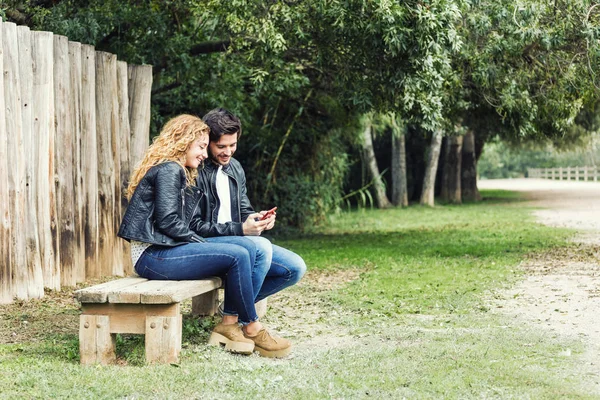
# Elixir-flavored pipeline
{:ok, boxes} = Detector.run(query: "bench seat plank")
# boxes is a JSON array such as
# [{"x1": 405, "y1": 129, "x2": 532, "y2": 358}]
[
  {"x1": 141, "y1": 278, "x2": 222, "y2": 304},
  {"x1": 105, "y1": 278, "x2": 222, "y2": 304},
  {"x1": 74, "y1": 277, "x2": 147, "y2": 303}
]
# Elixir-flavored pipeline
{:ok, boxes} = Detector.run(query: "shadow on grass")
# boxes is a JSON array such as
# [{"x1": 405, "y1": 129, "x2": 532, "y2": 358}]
[{"x1": 478, "y1": 189, "x2": 529, "y2": 204}]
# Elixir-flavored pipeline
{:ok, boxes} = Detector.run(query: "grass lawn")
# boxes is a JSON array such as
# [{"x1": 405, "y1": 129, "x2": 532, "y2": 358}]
[{"x1": 0, "y1": 190, "x2": 595, "y2": 399}]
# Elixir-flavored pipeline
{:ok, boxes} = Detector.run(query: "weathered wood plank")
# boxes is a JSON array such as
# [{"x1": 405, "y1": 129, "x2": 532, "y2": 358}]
[
  {"x1": 80, "y1": 303, "x2": 179, "y2": 334},
  {"x1": 4, "y1": 22, "x2": 28, "y2": 300},
  {"x1": 116, "y1": 61, "x2": 132, "y2": 276},
  {"x1": 191, "y1": 290, "x2": 219, "y2": 316},
  {"x1": 0, "y1": 18, "x2": 12, "y2": 304},
  {"x1": 127, "y1": 64, "x2": 152, "y2": 170},
  {"x1": 79, "y1": 314, "x2": 116, "y2": 365},
  {"x1": 18, "y1": 25, "x2": 44, "y2": 299},
  {"x1": 31, "y1": 30, "x2": 58, "y2": 291},
  {"x1": 74, "y1": 276, "x2": 147, "y2": 303},
  {"x1": 95, "y1": 51, "x2": 122, "y2": 277},
  {"x1": 68, "y1": 40, "x2": 86, "y2": 284},
  {"x1": 145, "y1": 315, "x2": 181, "y2": 364},
  {"x1": 141, "y1": 278, "x2": 222, "y2": 304},
  {"x1": 80, "y1": 44, "x2": 99, "y2": 279},
  {"x1": 54, "y1": 34, "x2": 76, "y2": 287}
]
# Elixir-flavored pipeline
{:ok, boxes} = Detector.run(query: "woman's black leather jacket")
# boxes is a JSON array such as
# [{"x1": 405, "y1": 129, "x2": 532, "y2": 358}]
[{"x1": 118, "y1": 162, "x2": 205, "y2": 246}]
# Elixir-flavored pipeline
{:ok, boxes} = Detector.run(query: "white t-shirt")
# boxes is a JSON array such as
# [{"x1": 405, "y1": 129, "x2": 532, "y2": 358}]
[{"x1": 216, "y1": 166, "x2": 232, "y2": 223}]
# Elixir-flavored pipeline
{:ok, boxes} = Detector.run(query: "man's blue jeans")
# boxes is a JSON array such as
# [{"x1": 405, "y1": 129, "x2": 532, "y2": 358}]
[
  {"x1": 215, "y1": 236, "x2": 272, "y2": 316},
  {"x1": 245, "y1": 237, "x2": 307, "y2": 303},
  {"x1": 134, "y1": 236, "x2": 261, "y2": 324}
]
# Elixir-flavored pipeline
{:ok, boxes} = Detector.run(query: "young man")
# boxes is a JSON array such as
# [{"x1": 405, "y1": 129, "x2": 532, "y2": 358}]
[{"x1": 195, "y1": 107, "x2": 307, "y2": 357}]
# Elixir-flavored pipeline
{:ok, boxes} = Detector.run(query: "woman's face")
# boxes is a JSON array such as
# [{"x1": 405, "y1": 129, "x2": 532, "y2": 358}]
[{"x1": 184, "y1": 134, "x2": 209, "y2": 168}]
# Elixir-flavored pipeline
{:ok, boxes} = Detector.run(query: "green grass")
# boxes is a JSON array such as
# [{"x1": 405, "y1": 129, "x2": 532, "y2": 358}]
[{"x1": 0, "y1": 190, "x2": 595, "y2": 399}]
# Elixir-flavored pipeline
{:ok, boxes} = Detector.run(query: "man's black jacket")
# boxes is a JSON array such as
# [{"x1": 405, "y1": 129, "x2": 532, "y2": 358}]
[{"x1": 195, "y1": 158, "x2": 255, "y2": 237}]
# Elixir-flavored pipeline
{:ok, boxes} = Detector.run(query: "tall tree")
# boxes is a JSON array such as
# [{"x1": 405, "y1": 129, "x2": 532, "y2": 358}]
[
  {"x1": 420, "y1": 129, "x2": 444, "y2": 206},
  {"x1": 390, "y1": 115, "x2": 408, "y2": 207},
  {"x1": 361, "y1": 113, "x2": 391, "y2": 209},
  {"x1": 441, "y1": 134, "x2": 464, "y2": 203}
]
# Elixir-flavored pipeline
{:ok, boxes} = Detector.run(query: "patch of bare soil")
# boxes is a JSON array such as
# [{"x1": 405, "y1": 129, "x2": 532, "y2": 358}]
[
  {"x1": 480, "y1": 178, "x2": 600, "y2": 392},
  {"x1": 260, "y1": 269, "x2": 365, "y2": 352},
  {"x1": 0, "y1": 288, "x2": 80, "y2": 344}
]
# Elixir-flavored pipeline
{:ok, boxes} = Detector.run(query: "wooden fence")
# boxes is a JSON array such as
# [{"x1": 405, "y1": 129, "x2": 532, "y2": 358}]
[
  {"x1": 527, "y1": 166, "x2": 600, "y2": 182},
  {"x1": 0, "y1": 19, "x2": 152, "y2": 304}
]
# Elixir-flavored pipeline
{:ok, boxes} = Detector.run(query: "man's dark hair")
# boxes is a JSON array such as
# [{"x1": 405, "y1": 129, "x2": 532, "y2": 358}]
[{"x1": 202, "y1": 108, "x2": 242, "y2": 142}]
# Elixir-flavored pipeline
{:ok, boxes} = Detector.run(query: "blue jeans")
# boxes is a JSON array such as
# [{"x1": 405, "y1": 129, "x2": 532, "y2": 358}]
[
  {"x1": 246, "y1": 237, "x2": 307, "y2": 303},
  {"x1": 134, "y1": 237, "x2": 259, "y2": 324},
  {"x1": 214, "y1": 236, "x2": 272, "y2": 316}
]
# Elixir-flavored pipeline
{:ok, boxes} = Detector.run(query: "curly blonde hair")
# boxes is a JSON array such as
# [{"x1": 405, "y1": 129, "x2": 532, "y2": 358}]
[{"x1": 126, "y1": 114, "x2": 209, "y2": 199}]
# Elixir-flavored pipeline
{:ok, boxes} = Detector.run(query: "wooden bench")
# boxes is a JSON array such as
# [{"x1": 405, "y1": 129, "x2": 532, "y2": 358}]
[{"x1": 74, "y1": 276, "x2": 223, "y2": 365}]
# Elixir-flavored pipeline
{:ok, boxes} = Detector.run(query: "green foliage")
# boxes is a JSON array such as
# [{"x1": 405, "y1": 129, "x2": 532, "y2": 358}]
[
  {"x1": 6, "y1": 0, "x2": 600, "y2": 227},
  {"x1": 243, "y1": 93, "x2": 356, "y2": 229},
  {"x1": 460, "y1": 0, "x2": 599, "y2": 141}
]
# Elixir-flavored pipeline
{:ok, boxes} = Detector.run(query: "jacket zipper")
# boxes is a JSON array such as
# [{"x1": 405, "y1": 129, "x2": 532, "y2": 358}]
[
  {"x1": 181, "y1": 188, "x2": 185, "y2": 218},
  {"x1": 223, "y1": 169, "x2": 242, "y2": 219}
]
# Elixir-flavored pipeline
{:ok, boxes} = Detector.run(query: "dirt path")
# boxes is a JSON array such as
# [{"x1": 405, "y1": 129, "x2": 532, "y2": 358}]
[{"x1": 479, "y1": 178, "x2": 600, "y2": 390}]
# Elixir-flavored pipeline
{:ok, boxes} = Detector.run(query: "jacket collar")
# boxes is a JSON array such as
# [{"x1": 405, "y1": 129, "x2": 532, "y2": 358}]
[{"x1": 203, "y1": 159, "x2": 232, "y2": 174}]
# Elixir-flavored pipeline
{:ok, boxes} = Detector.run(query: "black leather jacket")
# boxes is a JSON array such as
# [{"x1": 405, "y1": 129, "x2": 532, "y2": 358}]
[
  {"x1": 194, "y1": 158, "x2": 255, "y2": 237},
  {"x1": 118, "y1": 162, "x2": 205, "y2": 246}
]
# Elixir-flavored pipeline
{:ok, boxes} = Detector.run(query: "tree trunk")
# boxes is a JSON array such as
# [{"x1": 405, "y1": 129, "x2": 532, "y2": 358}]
[
  {"x1": 391, "y1": 118, "x2": 408, "y2": 207},
  {"x1": 361, "y1": 114, "x2": 391, "y2": 209},
  {"x1": 461, "y1": 130, "x2": 481, "y2": 202},
  {"x1": 420, "y1": 129, "x2": 444, "y2": 206},
  {"x1": 441, "y1": 135, "x2": 463, "y2": 204}
]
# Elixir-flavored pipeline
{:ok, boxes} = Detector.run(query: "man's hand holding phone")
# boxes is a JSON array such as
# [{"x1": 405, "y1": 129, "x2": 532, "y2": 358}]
[
  {"x1": 260, "y1": 207, "x2": 277, "y2": 221},
  {"x1": 244, "y1": 207, "x2": 277, "y2": 235}
]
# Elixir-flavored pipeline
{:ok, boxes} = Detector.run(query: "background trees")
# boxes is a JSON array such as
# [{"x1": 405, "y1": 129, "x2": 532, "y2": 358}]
[{"x1": 3, "y1": 0, "x2": 599, "y2": 229}]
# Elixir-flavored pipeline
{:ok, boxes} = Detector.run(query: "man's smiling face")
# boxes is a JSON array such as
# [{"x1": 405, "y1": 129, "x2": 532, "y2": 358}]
[{"x1": 209, "y1": 133, "x2": 238, "y2": 166}]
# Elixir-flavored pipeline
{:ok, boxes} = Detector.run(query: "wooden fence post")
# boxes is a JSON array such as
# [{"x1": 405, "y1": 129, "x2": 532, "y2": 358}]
[
  {"x1": 127, "y1": 64, "x2": 152, "y2": 170},
  {"x1": 54, "y1": 34, "x2": 77, "y2": 287},
  {"x1": 117, "y1": 61, "x2": 132, "y2": 275},
  {"x1": 4, "y1": 22, "x2": 28, "y2": 300},
  {"x1": 81, "y1": 44, "x2": 100, "y2": 278},
  {"x1": 0, "y1": 18, "x2": 13, "y2": 304},
  {"x1": 32, "y1": 30, "x2": 59, "y2": 291},
  {"x1": 18, "y1": 25, "x2": 45, "y2": 299},
  {"x1": 96, "y1": 51, "x2": 122, "y2": 277},
  {"x1": 69, "y1": 40, "x2": 86, "y2": 284}
]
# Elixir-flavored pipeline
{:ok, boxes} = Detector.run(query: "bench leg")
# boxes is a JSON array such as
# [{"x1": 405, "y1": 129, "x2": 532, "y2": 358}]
[
  {"x1": 192, "y1": 290, "x2": 219, "y2": 316},
  {"x1": 145, "y1": 315, "x2": 181, "y2": 364},
  {"x1": 79, "y1": 315, "x2": 116, "y2": 365},
  {"x1": 191, "y1": 290, "x2": 268, "y2": 318}
]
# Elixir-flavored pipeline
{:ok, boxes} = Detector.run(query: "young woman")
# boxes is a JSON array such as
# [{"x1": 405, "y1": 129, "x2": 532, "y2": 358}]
[{"x1": 118, "y1": 114, "x2": 290, "y2": 357}]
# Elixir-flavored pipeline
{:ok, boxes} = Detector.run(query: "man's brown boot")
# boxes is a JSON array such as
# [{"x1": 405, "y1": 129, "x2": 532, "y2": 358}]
[
  {"x1": 244, "y1": 328, "x2": 292, "y2": 358},
  {"x1": 208, "y1": 323, "x2": 255, "y2": 355}
]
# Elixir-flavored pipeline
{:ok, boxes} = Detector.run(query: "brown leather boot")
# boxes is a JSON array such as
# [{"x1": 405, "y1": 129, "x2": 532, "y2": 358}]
[
  {"x1": 208, "y1": 323, "x2": 255, "y2": 355},
  {"x1": 244, "y1": 328, "x2": 292, "y2": 358}
]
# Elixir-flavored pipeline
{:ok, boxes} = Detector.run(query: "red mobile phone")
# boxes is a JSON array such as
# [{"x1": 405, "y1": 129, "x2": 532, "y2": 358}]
[{"x1": 260, "y1": 207, "x2": 277, "y2": 220}]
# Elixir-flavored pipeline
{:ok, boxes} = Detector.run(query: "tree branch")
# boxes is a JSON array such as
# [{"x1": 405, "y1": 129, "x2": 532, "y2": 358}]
[
  {"x1": 151, "y1": 81, "x2": 182, "y2": 96},
  {"x1": 189, "y1": 39, "x2": 231, "y2": 56}
]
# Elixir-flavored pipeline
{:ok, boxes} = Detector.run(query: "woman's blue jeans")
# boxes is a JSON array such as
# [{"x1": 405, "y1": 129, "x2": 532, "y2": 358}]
[{"x1": 134, "y1": 236, "x2": 262, "y2": 324}]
